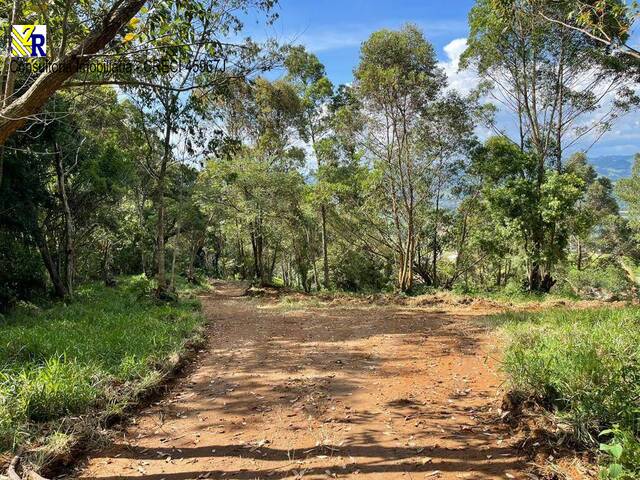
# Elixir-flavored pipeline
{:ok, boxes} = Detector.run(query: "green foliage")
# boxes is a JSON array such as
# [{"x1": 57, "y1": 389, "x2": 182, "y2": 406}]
[
  {"x1": 471, "y1": 137, "x2": 585, "y2": 287},
  {"x1": 617, "y1": 154, "x2": 640, "y2": 239},
  {"x1": 4, "y1": 356, "x2": 98, "y2": 423},
  {"x1": 125, "y1": 274, "x2": 154, "y2": 299},
  {"x1": 356, "y1": 23, "x2": 444, "y2": 102},
  {"x1": 498, "y1": 307, "x2": 640, "y2": 447},
  {"x1": 567, "y1": 257, "x2": 636, "y2": 300},
  {"x1": 332, "y1": 249, "x2": 388, "y2": 292},
  {"x1": 0, "y1": 233, "x2": 46, "y2": 312},
  {"x1": 600, "y1": 426, "x2": 640, "y2": 479},
  {"x1": 0, "y1": 277, "x2": 203, "y2": 451}
]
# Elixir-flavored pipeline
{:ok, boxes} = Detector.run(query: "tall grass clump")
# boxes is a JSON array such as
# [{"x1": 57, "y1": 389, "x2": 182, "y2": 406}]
[
  {"x1": 496, "y1": 307, "x2": 640, "y2": 478},
  {"x1": 0, "y1": 275, "x2": 204, "y2": 453}
]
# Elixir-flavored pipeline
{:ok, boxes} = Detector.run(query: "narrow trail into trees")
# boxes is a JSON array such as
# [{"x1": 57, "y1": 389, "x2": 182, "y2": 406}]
[{"x1": 75, "y1": 283, "x2": 525, "y2": 479}]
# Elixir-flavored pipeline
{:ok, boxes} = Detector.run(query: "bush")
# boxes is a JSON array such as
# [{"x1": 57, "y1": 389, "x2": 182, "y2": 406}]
[
  {"x1": 567, "y1": 257, "x2": 636, "y2": 300},
  {"x1": 497, "y1": 307, "x2": 640, "y2": 475},
  {"x1": 0, "y1": 234, "x2": 46, "y2": 312},
  {"x1": 125, "y1": 273, "x2": 154, "y2": 299},
  {"x1": 333, "y1": 249, "x2": 388, "y2": 292}
]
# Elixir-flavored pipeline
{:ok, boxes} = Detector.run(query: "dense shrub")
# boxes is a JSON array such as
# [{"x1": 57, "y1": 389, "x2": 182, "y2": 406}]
[
  {"x1": 566, "y1": 257, "x2": 636, "y2": 300},
  {"x1": 333, "y1": 249, "x2": 388, "y2": 292},
  {"x1": 0, "y1": 234, "x2": 46, "y2": 312}
]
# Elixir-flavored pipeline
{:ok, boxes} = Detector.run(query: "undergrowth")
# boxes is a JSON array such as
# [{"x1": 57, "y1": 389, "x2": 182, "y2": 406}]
[
  {"x1": 0, "y1": 275, "x2": 205, "y2": 461},
  {"x1": 495, "y1": 307, "x2": 640, "y2": 478}
]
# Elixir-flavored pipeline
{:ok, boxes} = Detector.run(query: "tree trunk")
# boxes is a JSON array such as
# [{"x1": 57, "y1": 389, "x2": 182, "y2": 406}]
[
  {"x1": 398, "y1": 231, "x2": 415, "y2": 292},
  {"x1": 577, "y1": 239, "x2": 583, "y2": 271},
  {"x1": 136, "y1": 190, "x2": 147, "y2": 275},
  {"x1": 54, "y1": 143, "x2": 74, "y2": 297},
  {"x1": 528, "y1": 263, "x2": 541, "y2": 292},
  {"x1": 250, "y1": 217, "x2": 267, "y2": 284},
  {"x1": 320, "y1": 204, "x2": 329, "y2": 289},
  {"x1": 155, "y1": 117, "x2": 171, "y2": 297},
  {"x1": 269, "y1": 245, "x2": 278, "y2": 282},
  {"x1": 103, "y1": 241, "x2": 116, "y2": 287},
  {"x1": 528, "y1": 262, "x2": 555, "y2": 293},
  {"x1": 432, "y1": 193, "x2": 440, "y2": 288},
  {"x1": 33, "y1": 226, "x2": 67, "y2": 298},
  {"x1": 170, "y1": 222, "x2": 180, "y2": 291}
]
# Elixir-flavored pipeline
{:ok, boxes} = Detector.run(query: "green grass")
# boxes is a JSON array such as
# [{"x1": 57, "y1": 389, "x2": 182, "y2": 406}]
[
  {"x1": 495, "y1": 307, "x2": 640, "y2": 479},
  {"x1": 450, "y1": 281, "x2": 581, "y2": 304},
  {"x1": 0, "y1": 275, "x2": 205, "y2": 455}
]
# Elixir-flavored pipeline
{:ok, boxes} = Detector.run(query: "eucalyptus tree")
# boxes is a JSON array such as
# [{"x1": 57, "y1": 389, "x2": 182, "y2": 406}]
[
  {"x1": 285, "y1": 46, "x2": 334, "y2": 288},
  {"x1": 353, "y1": 24, "x2": 447, "y2": 292},
  {"x1": 415, "y1": 93, "x2": 477, "y2": 287},
  {"x1": 464, "y1": 0, "x2": 635, "y2": 168},
  {"x1": 524, "y1": 0, "x2": 640, "y2": 68},
  {"x1": 115, "y1": 0, "x2": 278, "y2": 296},
  {"x1": 199, "y1": 76, "x2": 305, "y2": 285},
  {"x1": 462, "y1": 0, "x2": 636, "y2": 289}
]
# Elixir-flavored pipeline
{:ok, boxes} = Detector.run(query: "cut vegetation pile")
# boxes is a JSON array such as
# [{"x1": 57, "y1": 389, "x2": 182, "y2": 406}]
[
  {"x1": 0, "y1": 276, "x2": 204, "y2": 470},
  {"x1": 497, "y1": 307, "x2": 640, "y2": 479}
]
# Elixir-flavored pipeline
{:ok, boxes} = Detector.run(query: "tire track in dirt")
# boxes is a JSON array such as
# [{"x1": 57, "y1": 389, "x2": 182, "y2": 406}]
[{"x1": 72, "y1": 281, "x2": 526, "y2": 479}]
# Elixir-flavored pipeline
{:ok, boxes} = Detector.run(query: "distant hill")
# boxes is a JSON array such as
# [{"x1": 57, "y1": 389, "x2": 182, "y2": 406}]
[{"x1": 589, "y1": 154, "x2": 637, "y2": 180}]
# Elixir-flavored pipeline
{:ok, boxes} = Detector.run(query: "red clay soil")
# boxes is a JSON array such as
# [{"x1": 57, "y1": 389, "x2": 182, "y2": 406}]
[{"x1": 71, "y1": 282, "x2": 528, "y2": 480}]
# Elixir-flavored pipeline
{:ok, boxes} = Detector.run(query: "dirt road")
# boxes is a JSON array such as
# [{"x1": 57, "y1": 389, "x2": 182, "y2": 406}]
[{"x1": 74, "y1": 282, "x2": 525, "y2": 479}]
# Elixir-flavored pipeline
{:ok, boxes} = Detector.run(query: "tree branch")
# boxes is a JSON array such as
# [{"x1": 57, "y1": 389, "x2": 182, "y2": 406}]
[{"x1": 0, "y1": 0, "x2": 147, "y2": 145}]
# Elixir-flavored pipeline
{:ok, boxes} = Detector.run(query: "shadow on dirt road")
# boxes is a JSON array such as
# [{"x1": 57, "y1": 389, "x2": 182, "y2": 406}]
[{"x1": 73, "y1": 282, "x2": 525, "y2": 480}]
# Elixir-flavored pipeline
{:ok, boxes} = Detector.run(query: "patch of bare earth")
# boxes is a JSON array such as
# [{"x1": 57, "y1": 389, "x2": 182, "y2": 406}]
[{"x1": 71, "y1": 282, "x2": 530, "y2": 479}]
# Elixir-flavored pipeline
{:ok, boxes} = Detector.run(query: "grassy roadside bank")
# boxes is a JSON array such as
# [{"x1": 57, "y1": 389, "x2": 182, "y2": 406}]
[
  {"x1": 0, "y1": 275, "x2": 207, "y2": 472},
  {"x1": 494, "y1": 307, "x2": 640, "y2": 479}
]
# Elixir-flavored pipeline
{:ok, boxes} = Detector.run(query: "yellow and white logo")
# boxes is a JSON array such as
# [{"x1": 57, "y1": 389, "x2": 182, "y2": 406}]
[{"x1": 11, "y1": 25, "x2": 47, "y2": 58}]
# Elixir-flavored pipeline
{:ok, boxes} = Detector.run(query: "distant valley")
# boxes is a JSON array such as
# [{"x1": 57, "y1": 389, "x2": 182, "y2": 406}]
[{"x1": 590, "y1": 154, "x2": 637, "y2": 180}]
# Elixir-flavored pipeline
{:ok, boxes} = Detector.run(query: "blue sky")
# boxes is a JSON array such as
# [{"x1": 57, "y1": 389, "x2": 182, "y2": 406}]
[
  {"x1": 247, "y1": 1, "x2": 640, "y2": 160},
  {"x1": 266, "y1": 0, "x2": 474, "y2": 85}
]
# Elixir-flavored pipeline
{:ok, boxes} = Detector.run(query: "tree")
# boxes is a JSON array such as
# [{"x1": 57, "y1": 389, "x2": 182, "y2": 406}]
[
  {"x1": 0, "y1": 0, "x2": 146, "y2": 146},
  {"x1": 616, "y1": 153, "x2": 640, "y2": 239},
  {"x1": 353, "y1": 24, "x2": 446, "y2": 292},
  {"x1": 471, "y1": 136, "x2": 584, "y2": 291},
  {"x1": 464, "y1": 0, "x2": 635, "y2": 169},
  {"x1": 565, "y1": 152, "x2": 619, "y2": 269},
  {"x1": 525, "y1": 0, "x2": 640, "y2": 66},
  {"x1": 118, "y1": 0, "x2": 278, "y2": 297},
  {"x1": 415, "y1": 93, "x2": 477, "y2": 287},
  {"x1": 199, "y1": 76, "x2": 305, "y2": 286},
  {"x1": 0, "y1": 87, "x2": 136, "y2": 300},
  {"x1": 285, "y1": 46, "x2": 334, "y2": 289},
  {"x1": 463, "y1": 0, "x2": 635, "y2": 289},
  {"x1": 0, "y1": 0, "x2": 278, "y2": 189}
]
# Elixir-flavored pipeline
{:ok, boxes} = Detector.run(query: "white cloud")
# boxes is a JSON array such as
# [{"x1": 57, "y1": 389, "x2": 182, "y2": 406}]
[{"x1": 437, "y1": 38, "x2": 479, "y2": 96}]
